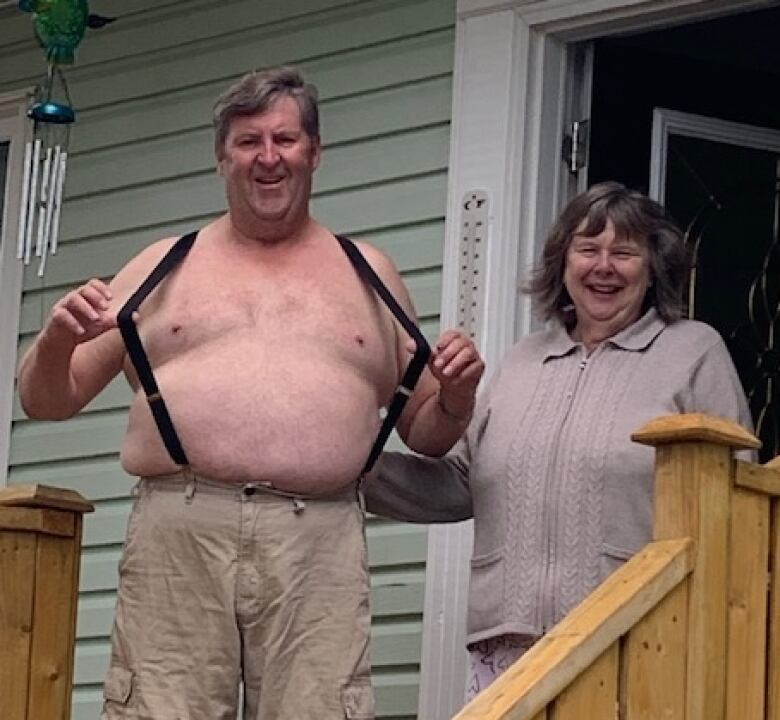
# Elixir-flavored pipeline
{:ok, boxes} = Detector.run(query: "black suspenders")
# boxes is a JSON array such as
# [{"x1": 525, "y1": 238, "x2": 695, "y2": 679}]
[
  {"x1": 117, "y1": 232, "x2": 197, "y2": 466},
  {"x1": 117, "y1": 232, "x2": 431, "y2": 475},
  {"x1": 336, "y1": 235, "x2": 431, "y2": 474}
]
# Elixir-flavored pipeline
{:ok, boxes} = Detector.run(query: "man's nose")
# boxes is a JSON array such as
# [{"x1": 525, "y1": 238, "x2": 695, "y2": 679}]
[{"x1": 255, "y1": 140, "x2": 280, "y2": 166}]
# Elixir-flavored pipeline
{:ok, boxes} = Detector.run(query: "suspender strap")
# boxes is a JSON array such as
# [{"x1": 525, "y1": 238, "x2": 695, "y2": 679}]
[
  {"x1": 336, "y1": 235, "x2": 431, "y2": 474},
  {"x1": 117, "y1": 232, "x2": 198, "y2": 466}
]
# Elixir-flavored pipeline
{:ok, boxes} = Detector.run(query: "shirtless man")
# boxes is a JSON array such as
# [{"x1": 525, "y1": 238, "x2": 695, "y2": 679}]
[{"x1": 17, "y1": 67, "x2": 483, "y2": 720}]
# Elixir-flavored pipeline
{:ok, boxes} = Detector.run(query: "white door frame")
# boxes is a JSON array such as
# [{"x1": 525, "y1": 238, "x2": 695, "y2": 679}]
[
  {"x1": 422, "y1": 1, "x2": 776, "y2": 717},
  {"x1": 0, "y1": 89, "x2": 33, "y2": 488}
]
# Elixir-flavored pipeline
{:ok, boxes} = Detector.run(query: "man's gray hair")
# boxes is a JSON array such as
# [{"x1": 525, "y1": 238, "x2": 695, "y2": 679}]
[{"x1": 212, "y1": 66, "x2": 319, "y2": 156}]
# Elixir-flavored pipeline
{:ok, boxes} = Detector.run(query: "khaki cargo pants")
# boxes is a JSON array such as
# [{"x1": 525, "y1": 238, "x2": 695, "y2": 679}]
[{"x1": 101, "y1": 473, "x2": 374, "y2": 720}]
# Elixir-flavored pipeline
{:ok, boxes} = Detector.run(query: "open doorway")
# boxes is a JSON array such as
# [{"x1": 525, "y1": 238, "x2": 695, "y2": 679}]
[{"x1": 587, "y1": 7, "x2": 780, "y2": 459}]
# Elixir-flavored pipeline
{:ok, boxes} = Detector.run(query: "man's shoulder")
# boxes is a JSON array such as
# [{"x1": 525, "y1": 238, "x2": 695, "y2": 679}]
[
  {"x1": 109, "y1": 234, "x2": 189, "y2": 303},
  {"x1": 347, "y1": 238, "x2": 395, "y2": 269}
]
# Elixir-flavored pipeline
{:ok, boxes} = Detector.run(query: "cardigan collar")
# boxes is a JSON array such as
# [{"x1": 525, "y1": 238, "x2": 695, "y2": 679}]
[{"x1": 543, "y1": 308, "x2": 667, "y2": 361}]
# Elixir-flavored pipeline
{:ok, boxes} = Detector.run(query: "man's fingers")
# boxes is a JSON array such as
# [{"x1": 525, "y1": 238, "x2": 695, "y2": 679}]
[{"x1": 86, "y1": 277, "x2": 114, "y2": 302}]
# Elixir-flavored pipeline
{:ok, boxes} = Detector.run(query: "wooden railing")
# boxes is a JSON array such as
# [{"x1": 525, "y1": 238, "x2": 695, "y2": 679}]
[
  {"x1": 0, "y1": 484, "x2": 93, "y2": 720},
  {"x1": 454, "y1": 413, "x2": 777, "y2": 720}
]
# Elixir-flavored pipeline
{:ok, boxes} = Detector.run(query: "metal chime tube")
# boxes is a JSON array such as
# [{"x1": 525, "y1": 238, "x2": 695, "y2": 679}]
[
  {"x1": 50, "y1": 150, "x2": 67, "y2": 256},
  {"x1": 24, "y1": 137, "x2": 41, "y2": 265},
  {"x1": 35, "y1": 145, "x2": 53, "y2": 257},
  {"x1": 37, "y1": 144, "x2": 61, "y2": 277},
  {"x1": 16, "y1": 140, "x2": 32, "y2": 260}
]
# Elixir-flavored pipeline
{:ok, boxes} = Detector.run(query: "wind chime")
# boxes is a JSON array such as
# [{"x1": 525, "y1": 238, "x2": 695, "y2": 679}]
[{"x1": 15, "y1": 0, "x2": 113, "y2": 277}]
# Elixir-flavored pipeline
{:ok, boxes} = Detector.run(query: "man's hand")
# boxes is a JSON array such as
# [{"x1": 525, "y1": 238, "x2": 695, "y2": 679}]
[
  {"x1": 44, "y1": 279, "x2": 117, "y2": 346},
  {"x1": 419, "y1": 330, "x2": 484, "y2": 422}
]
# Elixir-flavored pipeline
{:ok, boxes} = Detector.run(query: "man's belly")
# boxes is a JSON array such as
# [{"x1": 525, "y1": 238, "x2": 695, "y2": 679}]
[{"x1": 120, "y1": 353, "x2": 389, "y2": 494}]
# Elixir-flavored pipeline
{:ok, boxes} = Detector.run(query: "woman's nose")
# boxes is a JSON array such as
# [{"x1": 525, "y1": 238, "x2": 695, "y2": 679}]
[{"x1": 593, "y1": 250, "x2": 613, "y2": 272}]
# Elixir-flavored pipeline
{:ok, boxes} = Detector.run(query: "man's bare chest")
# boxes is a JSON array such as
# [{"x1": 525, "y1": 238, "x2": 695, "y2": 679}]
[{"x1": 137, "y1": 265, "x2": 396, "y2": 370}]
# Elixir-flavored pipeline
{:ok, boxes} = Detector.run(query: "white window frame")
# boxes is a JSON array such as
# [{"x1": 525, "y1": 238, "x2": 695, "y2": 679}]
[
  {"x1": 0, "y1": 90, "x2": 33, "y2": 488},
  {"x1": 422, "y1": 1, "x2": 775, "y2": 717}
]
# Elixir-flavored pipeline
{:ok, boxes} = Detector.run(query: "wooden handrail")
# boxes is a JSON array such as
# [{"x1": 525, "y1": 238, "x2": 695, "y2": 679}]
[{"x1": 452, "y1": 538, "x2": 693, "y2": 719}]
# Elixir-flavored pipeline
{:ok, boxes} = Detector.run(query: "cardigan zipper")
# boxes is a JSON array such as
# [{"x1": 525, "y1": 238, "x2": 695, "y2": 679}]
[{"x1": 537, "y1": 352, "x2": 589, "y2": 633}]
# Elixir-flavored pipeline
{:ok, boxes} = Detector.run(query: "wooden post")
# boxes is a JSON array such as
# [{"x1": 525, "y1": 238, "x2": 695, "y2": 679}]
[
  {"x1": 632, "y1": 413, "x2": 760, "y2": 720},
  {"x1": 0, "y1": 484, "x2": 94, "y2": 720}
]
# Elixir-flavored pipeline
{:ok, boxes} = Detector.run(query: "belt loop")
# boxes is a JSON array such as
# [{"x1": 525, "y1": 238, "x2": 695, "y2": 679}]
[
  {"x1": 292, "y1": 497, "x2": 306, "y2": 514},
  {"x1": 182, "y1": 466, "x2": 196, "y2": 504}
]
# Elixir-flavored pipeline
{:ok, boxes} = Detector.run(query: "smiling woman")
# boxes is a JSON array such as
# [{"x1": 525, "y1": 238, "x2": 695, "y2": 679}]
[
  {"x1": 563, "y1": 221, "x2": 650, "y2": 349},
  {"x1": 363, "y1": 180, "x2": 755, "y2": 704}
]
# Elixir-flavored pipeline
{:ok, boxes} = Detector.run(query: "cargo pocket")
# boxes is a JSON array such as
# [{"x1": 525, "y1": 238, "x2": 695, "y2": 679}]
[
  {"x1": 103, "y1": 665, "x2": 134, "y2": 706},
  {"x1": 341, "y1": 677, "x2": 375, "y2": 719}
]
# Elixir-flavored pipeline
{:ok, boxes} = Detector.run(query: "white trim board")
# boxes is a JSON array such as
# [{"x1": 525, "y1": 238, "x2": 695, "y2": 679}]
[
  {"x1": 0, "y1": 90, "x2": 32, "y2": 488},
  {"x1": 420, "y1": 1, "x2": 777, "y2": 718}
]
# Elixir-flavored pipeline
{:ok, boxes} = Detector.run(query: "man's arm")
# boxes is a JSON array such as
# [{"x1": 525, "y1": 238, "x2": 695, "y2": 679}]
[
  {"x1": 18, "y1": 279, "x2": 124, "y2": 419},
  {"x1": 17, "y1": 238, "x2": 176, "y2": 420},
  {"x1": 355, "y1": 242, "x2": 484, "y2": 456}
]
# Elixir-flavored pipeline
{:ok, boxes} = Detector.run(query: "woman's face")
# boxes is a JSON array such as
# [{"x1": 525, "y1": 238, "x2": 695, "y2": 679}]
[{"x1": 563, "y1": 218, "x2": 651, "y2": 342}]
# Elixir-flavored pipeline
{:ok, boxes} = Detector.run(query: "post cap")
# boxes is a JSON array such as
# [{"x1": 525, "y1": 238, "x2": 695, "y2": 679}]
[
  {"x1": 0, "y1": 484, "x2": 94, "y2": 513},
  {"x1": 631, "y1": 413, "x2": 760, "y2": 449}
]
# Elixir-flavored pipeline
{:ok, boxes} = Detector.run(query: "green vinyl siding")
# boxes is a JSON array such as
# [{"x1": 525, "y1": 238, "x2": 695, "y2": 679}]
[{"x1": 2, "y1": 0, "x2": 454, "y2": 717}]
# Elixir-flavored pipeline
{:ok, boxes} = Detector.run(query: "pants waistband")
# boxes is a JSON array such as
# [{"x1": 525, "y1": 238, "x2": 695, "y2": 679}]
[{"x1": 138, "y1": 470, "x2": 360, "y2": 503}]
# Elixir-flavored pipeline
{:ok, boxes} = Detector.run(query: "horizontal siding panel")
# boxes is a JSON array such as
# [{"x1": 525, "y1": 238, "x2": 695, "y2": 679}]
[
  {"x1": 10, "y1": 411, "x2": 126, "y2": 465},
  {"x1": 66, "y1": 122, "x2": 449, "y2": 201},
  {"x1": 321, "y1": 73, "x2": 452, "y2": 146},
  {"x1": 371, "y1": 572, "x2": 426, "y2": 618},
  {"x1": 374, "y1": 673, "x2": 421, "y2": 718},
  {"x1": 53, "y1": 170, "x2": 444, "y2": 245},
  {"x1": 0, "y1": 0, "x2": 224, "y2": 51},
  {"x1": 69, "y1": 37, "x2": 452, "y2": 155},
  {"x1": 1, "y1": 0, "x2": 445, "y2": 91},
  {"x1": 80, "y1": 548, "x2": 122, "y2": 594},
  {"x1": 76, "y1": 592, "x2": 117, "y2": 640},
  {"x1": 82, "y1": 502, "x2": 131, "y2": 546},
  {"x1": 367, "y1": 523, "x2": 428, "y2": 566},
  {"x1": 21, "y1": 219, "x2": 444, "y2": 291},
  {"x1": 81, "y1": 1, "x2": 451, "y2": 109},
  {"x1": 20, "y1": 222, "x2": 205, "y2": 290},
  {"x1": 7, "y1": 455, "x2": 131, "y2": 501}
]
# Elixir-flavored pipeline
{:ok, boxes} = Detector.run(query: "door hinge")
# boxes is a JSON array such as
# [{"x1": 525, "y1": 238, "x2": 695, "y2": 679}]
[{"x1": 562, "y1": 119, "x2": 589, "y2": 174}]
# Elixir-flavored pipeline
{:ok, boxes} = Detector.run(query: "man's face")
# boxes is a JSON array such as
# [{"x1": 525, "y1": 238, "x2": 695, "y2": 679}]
[{"x1": 218, "y1": 96, "x2": 320, "y2": 234}]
